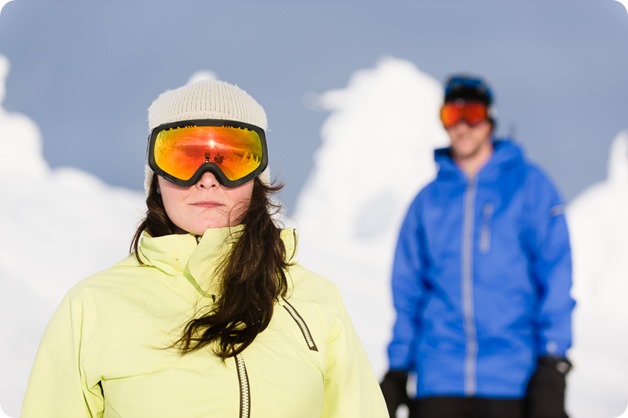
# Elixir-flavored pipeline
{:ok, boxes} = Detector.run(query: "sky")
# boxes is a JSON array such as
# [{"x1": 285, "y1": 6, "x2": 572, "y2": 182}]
[
  {"x1": 0, "y1": 0, "x2": 627, "y2": 216},
  {"x1": 2, "y1": 50, "x2": 628, "y2": 417}
]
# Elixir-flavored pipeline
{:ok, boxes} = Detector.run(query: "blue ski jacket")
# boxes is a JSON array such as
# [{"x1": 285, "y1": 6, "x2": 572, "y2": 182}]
[{"x1": 387, "y1": 139, "x2": 574, "y2": 398}]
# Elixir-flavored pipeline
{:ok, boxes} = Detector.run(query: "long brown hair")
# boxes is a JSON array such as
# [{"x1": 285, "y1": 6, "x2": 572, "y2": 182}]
[{"x1": 130, "y1": 174, "x2": 289, "y2": 359}]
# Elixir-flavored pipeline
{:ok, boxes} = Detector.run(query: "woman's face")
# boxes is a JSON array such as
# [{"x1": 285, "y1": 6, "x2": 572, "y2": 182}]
[{"x1": 158, "y1": 171, "x2": 254, "y2": 235}]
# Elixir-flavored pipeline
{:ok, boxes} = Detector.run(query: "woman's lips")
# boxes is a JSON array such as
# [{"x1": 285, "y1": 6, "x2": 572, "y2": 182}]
[{"x1": 191, "y1": 201, "x2": 223, "y2": 208}]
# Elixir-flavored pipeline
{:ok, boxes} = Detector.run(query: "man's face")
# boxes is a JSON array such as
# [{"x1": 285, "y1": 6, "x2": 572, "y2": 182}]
[{"x1": 446, "y1": 118, "x2": 493, "y2": 163}]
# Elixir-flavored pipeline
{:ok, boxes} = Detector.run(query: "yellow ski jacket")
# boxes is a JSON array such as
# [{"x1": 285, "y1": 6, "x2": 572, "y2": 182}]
[{"x1": 21, "y1": 227, "x2": 387, "y2": 418}]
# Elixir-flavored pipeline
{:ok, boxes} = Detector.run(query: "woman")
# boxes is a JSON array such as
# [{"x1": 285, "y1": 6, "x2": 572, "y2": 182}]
[{"x1": 21, "y1": 80, "x2": 387, "y2": 418}]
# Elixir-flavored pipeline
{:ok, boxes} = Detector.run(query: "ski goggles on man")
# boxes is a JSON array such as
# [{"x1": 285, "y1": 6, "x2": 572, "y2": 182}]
[
  {"x1": 148, "y1": 119, "x2": 268, "y2": 187},
  {"x1": 439, "y1": 101, "x2": 490, "y2": 128}
]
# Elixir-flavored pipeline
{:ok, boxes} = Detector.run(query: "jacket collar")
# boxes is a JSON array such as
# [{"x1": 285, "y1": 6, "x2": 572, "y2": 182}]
[
  {"x1": 138, "y1": 226, "x2": 298, "y2": 296},
  {"x1": 434, "y1": 138, "x2": 524, "y2": 180}
]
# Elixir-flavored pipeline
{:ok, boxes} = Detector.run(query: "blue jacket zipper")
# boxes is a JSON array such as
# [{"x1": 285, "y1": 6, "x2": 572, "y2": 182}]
[
  {"x1": 479, "y1": 203, "x2": 493, "y2": 253},
  {"x1": 462, "y1": 178, "x2": 478, "y2": 395}
]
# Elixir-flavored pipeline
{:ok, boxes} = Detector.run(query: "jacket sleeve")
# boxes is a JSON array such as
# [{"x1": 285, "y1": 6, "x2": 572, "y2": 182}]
[
  {"x1": 320, "y1": 288, "x2": 388, "y2": 418},
  {"x1": 525, "y1": 173, "x2": 575, "y2": 358},
  {"x1": 386, "y1": 196, "x2": 426, "y2": 371},
  {"x1": 21, "y1": 292, "x2": 104, "y2": 418}
]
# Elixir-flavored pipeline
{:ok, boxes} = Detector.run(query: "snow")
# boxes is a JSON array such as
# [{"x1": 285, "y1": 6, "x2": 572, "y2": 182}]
[
  {"x1": 565, "y1": 130, "x2": 628, "y2": 417},
  {"x1": 1, "y1": 54, "x2": 627, "y2": 418}
]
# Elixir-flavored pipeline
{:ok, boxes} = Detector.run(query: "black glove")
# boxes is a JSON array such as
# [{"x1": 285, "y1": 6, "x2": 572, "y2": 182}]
[
  {"x1": 526, "y1": 356, "x2": 572, "y2": 418},
  {"x1": 380, "y1": 370, "x2": 409, "y2": 418}
]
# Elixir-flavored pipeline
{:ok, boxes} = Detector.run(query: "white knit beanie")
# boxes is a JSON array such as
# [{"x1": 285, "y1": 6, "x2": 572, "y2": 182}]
[{"x1": 145, "y1": 79, "x2": 270, "y2": 193}]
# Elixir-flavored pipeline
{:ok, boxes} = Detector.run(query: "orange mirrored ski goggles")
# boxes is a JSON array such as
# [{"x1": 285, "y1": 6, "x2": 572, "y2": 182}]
[
  {"x1": 440, "y1": 101, "x2": 489, "y2": 128},
  {"x1": 148, "y1": 119, "x2": 268, "y2": 187}
]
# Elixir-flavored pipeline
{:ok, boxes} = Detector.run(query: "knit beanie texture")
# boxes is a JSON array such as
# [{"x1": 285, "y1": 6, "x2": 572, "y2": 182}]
[{"x1": 145, "y1": 80, "x2": 269, "y2": 192}]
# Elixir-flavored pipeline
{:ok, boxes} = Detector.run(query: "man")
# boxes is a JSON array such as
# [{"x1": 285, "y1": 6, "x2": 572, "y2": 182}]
[{"x1": 380, "y1": 74, "x2": 574, "y2": 418}]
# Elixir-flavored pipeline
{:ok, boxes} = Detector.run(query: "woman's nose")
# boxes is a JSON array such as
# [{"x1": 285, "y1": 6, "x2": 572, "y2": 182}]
[{"x1": 196, "y1": 171, "x2": 220, "y2": 189}]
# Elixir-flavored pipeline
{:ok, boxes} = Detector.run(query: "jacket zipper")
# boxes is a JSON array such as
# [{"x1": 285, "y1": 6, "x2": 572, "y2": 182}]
[
  {"x1": 233, "y1": 299, "x2": 315, "y2": 417},
  {"x1": 282, "y1": 298, "x2": 318, "y2": 351},
  {"x1": 235, "y1": 354, "x2": 251, "y2": 418},
  {"x1": 479, "y1": 203, "x2": 493, "y2": 253},
  {"x1": 462, "y1": 178, "x2": 478, "y2": 396}
]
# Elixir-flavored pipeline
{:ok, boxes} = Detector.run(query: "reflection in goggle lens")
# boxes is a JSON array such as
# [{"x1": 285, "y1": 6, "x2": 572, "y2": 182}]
[{"x1": 149, "y1": 120, "x2": 267, "y2": 187}]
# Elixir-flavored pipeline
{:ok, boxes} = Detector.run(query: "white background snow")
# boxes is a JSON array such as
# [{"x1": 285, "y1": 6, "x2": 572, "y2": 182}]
[{"x1": 0, "y1": 54, "x2": 627, "y2": 418}]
